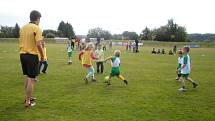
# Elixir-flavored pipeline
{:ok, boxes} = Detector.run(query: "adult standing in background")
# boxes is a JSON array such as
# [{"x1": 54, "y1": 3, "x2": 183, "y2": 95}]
[
  {"x1": 135, "y1": 39, "x2": 139, "y2": 53},
  {"x1": 19, "y1": 10, "x2": 44, "y2": 108},
  {"x1": 109, "y1": 40, "x2": 112, "y2": 50},
  {"x1": 173, "y1": 45, "x2": 177, "y2": 54}
]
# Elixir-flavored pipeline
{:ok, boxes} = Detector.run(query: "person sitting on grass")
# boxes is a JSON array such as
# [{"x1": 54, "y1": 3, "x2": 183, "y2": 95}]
[
  {"x1": 152, "y1": 48, "x2": 156, "y2": 54},
  {"x1": 175, "y1": 50, "x2": 183, "y2": 80},
  {"x1": 169, "y1": 49, "x2": 174, "y2": 55},
  {"x1": 39, "y1": 41, "x2": 48, "y2": 73},
  {"x1": 178, "y1": 46, "x2": 198, "y2": 92},
  {"x1": 79, "y1": 43, "x2": 97, "y2": 84},
  {"x1": 157, "y1": 49, "x2": 161, "y2": 54},
  {"x1": 104, "y1": 50, "x2": 128, "y2": 86},
  {"x1": 161, "y1": 48, "x2": 166, "y2": 54}
]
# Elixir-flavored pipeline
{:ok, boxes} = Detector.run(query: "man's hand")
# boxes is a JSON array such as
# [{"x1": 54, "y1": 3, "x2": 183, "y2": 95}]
[{"x1": 40, "y1": 56, "x2": 45, "y2": 62}]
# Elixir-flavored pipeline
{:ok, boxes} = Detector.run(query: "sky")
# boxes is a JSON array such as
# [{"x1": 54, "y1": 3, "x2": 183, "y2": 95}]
[{"x1": 0, "y1": 0, "x2": 214, "y2": 35}]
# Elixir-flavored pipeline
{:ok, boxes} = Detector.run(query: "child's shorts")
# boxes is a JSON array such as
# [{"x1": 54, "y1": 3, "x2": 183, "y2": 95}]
[
  {"x1": 182, "y1": 74, "x2": 189, "y2": 78},
  {"x1": 110, "y1": 67, "x2": 120, "y2": 76},
  {"x1": 68, "y1": 52, "x2": 72, "y2": 57}
]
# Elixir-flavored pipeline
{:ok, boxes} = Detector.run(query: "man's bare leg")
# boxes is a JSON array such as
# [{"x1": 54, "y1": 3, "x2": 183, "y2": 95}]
[{"x1": 25, "y1": 77, "x2": 35, "y2": 106}]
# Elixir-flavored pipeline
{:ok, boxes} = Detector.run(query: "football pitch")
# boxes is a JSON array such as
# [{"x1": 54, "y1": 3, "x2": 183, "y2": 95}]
[{"x1": 0, "y1": 42, "x2": 215, "y2": 121}]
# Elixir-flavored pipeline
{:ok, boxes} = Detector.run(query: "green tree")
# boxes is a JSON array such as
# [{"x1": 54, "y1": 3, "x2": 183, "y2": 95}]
[
  {"x1": 140, "y1": 27, "x2": 150, "y2": 40},
  {"x1": 112, "y1": 34, "x2": 122, "y2": 40},
  {"x1": 87, "y1": 27, "x2": 112, "y2": 40},
  {"x1": 13, "y1": 23, "x2": 20, "y2": 38},
  {"x1": 149, "y1": 19, "x2": 187, "y2": 42},
  {"x1": 57, "y1": 21, "x2": 75, "y2": 38},
  {"x1": 43, "y1": 29, "x2": 58, "y2": 37},
  {"x1": 0, "y1": 26, "x2": 14, "y2": 38},
  {"x1": 122, "y1": 31, "x2": 138, "y2": 40},
  {"x1": 45, "y1": 33, "x2": 55, "y2": 38}
]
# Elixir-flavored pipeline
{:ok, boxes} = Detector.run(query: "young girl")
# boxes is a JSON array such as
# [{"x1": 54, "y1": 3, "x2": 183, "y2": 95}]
[
  {"x1": 104, "y1": 50, "x2": 128, "y2": 85},
  {"x1": 79, "y1": 43, "x2": 97, "y2": 84}
]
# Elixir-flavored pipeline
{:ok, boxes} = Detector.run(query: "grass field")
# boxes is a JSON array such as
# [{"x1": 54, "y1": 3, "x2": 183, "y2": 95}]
[{"x1": 0, "y1": 42, "x2": 215, "y2": 121}]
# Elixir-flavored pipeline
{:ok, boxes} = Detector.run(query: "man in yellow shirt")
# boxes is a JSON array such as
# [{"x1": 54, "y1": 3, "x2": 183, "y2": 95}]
[{"x1": 19, "y1": 10, "x2": 44, "y2": 108}]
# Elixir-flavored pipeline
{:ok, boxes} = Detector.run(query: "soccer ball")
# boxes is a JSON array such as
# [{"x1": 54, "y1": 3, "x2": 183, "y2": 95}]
[{"x1": 104, "y1": 76, "x2": 109, "y2": 81}]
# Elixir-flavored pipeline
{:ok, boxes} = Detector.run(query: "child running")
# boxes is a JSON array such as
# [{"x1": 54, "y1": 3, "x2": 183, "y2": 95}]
[
  {"x1": 178, "y1": 46, "x2": 198, "y2": 91},
  {"x1": 104, "y1": 50, "x2": 128, "y2": 85},
  {"x1": 79, "y1": 43, "x2": 97, "y2": 84},
  {"x1": 67, "y1": 41, "x2": 73, "y2": 64},
  {"x1": 39, "y1": 41, "x2": 48, "y2": 74},
  {"x1": 175, "y1": 50, "x2": 183, "y2": 80}
]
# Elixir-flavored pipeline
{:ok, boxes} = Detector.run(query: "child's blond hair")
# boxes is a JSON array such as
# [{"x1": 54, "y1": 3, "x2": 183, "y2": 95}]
[
  {"x1": 114, "y1": 50, "x2": 121, "y2": 57},
  {"x1": 85, "y1": 42, "x2": 94, "y2": 50}
]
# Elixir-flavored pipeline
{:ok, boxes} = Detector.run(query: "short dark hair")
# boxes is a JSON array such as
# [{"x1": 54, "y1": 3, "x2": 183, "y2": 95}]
[
  {"x1": 178, "y1": 50, "x2": 183, "y2": 54},
  {"x1": 183, "y1": 46, "x2": 190, "y2": 52},
  {"x1": 30, "y1": 10, "x2": 41, "y2": 21}
]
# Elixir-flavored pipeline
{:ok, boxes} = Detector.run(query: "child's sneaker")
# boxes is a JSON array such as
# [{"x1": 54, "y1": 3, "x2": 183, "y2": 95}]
[
  {"x1": 84, "y1": 78, "x2": 88, "y2": 84},
  {"x1": 24, "y1": 101, "x2": 36, "y2": 108},
  {"x1": 24, "y1": 97, "x2": 36, "y2": 104},
  {"x1": 193, "y1": 82, "x2": 198, "y2": 88},
  {"x1": 175, "y1": 77, "x2": 180, "y2": 80},
  {"x1": 92, "y1": 79, "x2": 97, "y2": 82},
  {"x1": 107, "y1": 82, "x2": 111, "y2": 85},
  {"x1": 178, "y1": 87, "x2": 187, "y2": 92},
  {"x1": 123, "y1": 80, "x2": 128, "y2": 85},
  {"x1": 42, "y1": 71, "x2": 46, "y2": 74}
]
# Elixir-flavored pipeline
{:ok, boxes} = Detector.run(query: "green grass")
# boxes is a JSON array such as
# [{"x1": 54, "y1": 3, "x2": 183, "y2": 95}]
[{"x1": 0, "y1": 42, "x2": 215, "y2": 121}]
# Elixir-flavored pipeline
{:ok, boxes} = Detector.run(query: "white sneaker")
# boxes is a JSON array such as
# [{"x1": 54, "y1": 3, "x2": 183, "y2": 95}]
[
  {"x1": 30, "y1": 102, "x2": 36, "y2": 107},
  {"x1": 178, "y1": 87, "x2": 187, "y2": 92}
]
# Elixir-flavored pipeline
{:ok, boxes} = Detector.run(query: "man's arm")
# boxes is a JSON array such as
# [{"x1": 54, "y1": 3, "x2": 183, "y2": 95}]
[{"x1": 36, "y1": 41, "x2": 44, "y2": 61}]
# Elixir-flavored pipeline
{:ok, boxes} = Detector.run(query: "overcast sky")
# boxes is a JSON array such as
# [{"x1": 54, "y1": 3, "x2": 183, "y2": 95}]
[{"x1": 0, "y1": 0, "x2": 214, "y2": 35}]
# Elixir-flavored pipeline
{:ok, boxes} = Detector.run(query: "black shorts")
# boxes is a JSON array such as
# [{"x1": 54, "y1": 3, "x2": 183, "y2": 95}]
[{"x1": 20, "y1": 54, "x2": 39, "y2": 78}]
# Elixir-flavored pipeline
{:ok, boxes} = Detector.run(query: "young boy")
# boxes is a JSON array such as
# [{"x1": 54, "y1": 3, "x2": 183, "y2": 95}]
[
  {"x1": 176, "y1": 50, "x2": 183, "y2": 80},
  {"x1": 39, "y1": 41, "x2": 48, "y2": 74},
  {"x1": 104, "y1": 50, "x2": 128, "y2": 85},
  {"x1": 67, "y1": 41, "x2": 73, "y2": 64},
  {"x1": 178, "y1": 46, "x2": 198, "y2": 91},
  {"x1": 79, "y1": 43, "x2": 97, "y2": 84},
  {"x1": 95, "y1": 44, "x2": 104, "y2": 74}
]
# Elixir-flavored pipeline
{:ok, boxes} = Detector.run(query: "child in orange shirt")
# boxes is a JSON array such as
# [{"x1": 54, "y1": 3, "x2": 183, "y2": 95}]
[{"x1": 79, "y1": 43, "x2": 97, "y2": 84}]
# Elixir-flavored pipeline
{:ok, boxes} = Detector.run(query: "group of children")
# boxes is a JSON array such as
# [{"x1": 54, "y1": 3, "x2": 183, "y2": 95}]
[
  {"x1": 78, "y1": 43, "x2": 128, "y2": 85},
  {"x1": 42, "y1": 40, "x2": 198, "y2": 90},
  {"x1": 175, "y1": 46, "x2": 198, "y2": 91},
  {"x1": 152, "y1": 48, "x2": 175, "y2": 55}
]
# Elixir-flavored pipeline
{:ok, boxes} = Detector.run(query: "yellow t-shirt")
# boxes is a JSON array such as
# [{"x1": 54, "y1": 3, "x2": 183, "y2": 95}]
[
  {"x1": 38, "y1": 47, "x2": 47, "y2": 61},
  {"x1": 82, "y1": 50, "x2": 93, "y2": 66},
  {"x1": 19, "y1": 23, "x2": 43, "y2": 55}
]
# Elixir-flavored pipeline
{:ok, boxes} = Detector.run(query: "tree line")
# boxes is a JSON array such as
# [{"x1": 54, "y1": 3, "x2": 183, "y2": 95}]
[
  {"x1": 0, "y1": 23, "x2": 20, "y2": 38},
  {"x1": 1, "y1": 19, "x2": 214, "y2": 42},
  {"x1": 0, "y1": 21, "x2": 76, "y2": 39},
  {"x1": 43, "y1": 21, "x2": 75, "y2": 39}
]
